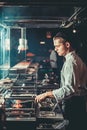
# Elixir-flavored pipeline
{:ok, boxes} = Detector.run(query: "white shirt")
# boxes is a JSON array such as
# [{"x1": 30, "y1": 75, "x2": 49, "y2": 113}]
[{"x1": 53, "y1": 51, "x2": 87, "y2": 102}]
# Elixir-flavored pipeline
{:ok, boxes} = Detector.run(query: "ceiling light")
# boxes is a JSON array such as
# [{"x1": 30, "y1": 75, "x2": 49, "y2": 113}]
[
  {"x1": 40, "y1": 41, "x2": 45, "y2": 44},
  {"x1": 73, "y1": 29, "x2": 77, "y2": 33}
]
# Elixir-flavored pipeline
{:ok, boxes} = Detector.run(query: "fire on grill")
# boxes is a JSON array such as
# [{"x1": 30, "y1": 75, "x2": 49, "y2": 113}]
[{"x1": 4, "y1": 98, "x2": 36, "y2": 121}]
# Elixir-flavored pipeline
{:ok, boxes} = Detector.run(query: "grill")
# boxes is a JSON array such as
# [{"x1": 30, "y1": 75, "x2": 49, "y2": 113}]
[
  {"x1": 4, "y1": 97, "x2": 36, "y2": 121},
  {"x1": 3, "y1": 96, "x2": 36, "y2": 130},
  {"x1": 1, "y1": 76, "x2": 37, "y2": 130},
  {"x1": 0, "y1": 72, "x2": 66, "y2": 130}
]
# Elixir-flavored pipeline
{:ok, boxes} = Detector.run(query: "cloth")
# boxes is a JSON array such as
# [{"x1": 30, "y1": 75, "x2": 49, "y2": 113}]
[{"x1": 53, "y1": 51, "x2": 87, "y2": 102}]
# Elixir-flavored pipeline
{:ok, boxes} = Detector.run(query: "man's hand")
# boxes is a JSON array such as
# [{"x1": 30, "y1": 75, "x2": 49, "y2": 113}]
[
  {"x1": 35, "y1": 92, "x2": 47, "y2": 103},
  {"x1": 35, "y1": 91, "x2": 54, "y2": 103}
]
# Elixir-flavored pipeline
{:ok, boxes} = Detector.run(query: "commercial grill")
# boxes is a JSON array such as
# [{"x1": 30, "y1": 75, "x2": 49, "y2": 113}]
[{"x1": 0, "y1": 70, "x2": 66, "y2": 130}]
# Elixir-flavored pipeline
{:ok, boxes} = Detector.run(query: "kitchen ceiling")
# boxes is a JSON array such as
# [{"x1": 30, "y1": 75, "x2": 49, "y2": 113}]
[{"x1": 0, "y1": 0, "x2": 87, "y2": 28}]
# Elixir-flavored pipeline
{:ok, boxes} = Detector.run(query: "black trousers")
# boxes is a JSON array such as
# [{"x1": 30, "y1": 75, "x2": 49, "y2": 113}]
[{"x1": 62, "y1": 96, "x2": 87, "y2": 130}]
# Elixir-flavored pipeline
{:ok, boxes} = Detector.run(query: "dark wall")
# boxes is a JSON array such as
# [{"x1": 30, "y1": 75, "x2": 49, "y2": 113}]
[{"x1": 10, "y1": 26, "x2": 87, "y2": 67}]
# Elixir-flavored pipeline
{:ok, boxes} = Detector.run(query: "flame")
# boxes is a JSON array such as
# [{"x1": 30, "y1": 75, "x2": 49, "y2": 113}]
[
  {"x1": 26, "y1": 52, "x2": 35, "y2": 57},
  {"x1": 13, "y1": 100, "x2": 22, "y2": 108}
]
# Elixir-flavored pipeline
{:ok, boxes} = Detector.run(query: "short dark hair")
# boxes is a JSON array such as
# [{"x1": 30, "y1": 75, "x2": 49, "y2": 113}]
[
  {"x1": 54, "y1": 31, "x2": 71, "y2": 41},
  {"x1": 53, "y1": 30, "x2": 76, "y2": 49},
  {"x1": 54, "y1": 31, "x2": 67, "y2": 39}
]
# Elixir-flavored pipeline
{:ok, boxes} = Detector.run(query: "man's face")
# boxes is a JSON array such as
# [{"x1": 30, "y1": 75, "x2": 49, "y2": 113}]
[{"x1": 53, "y1": 38, "x2": 69, "y2": 56}]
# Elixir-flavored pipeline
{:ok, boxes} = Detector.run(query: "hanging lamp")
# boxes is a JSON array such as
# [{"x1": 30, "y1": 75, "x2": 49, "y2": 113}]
[{"x1": 18, "y1": 28, "x2": 28, "y2": 53}]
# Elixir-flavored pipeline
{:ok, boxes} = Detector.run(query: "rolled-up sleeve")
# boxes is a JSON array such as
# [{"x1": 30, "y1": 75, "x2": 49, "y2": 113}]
[
  {"x1": 53, "y1": 85, "x2": 75, "y2": 102},
  {"x1": 52, "y1": 57, "x2": 75, "y2": 102}
]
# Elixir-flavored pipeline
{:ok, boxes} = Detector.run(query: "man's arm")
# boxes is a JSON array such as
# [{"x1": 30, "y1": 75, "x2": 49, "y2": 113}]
[{"x1": 35, "y1": 91, "x2": 54, "y2": 103}]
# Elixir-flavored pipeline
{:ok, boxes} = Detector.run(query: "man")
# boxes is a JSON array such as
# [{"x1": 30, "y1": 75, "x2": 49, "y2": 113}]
[
  {"x1": 49, "y1": 48, "x2": 58, "y2": 74},
  {"x1": 35, "y1": 31, "x2": 87, "y2": 130}
]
